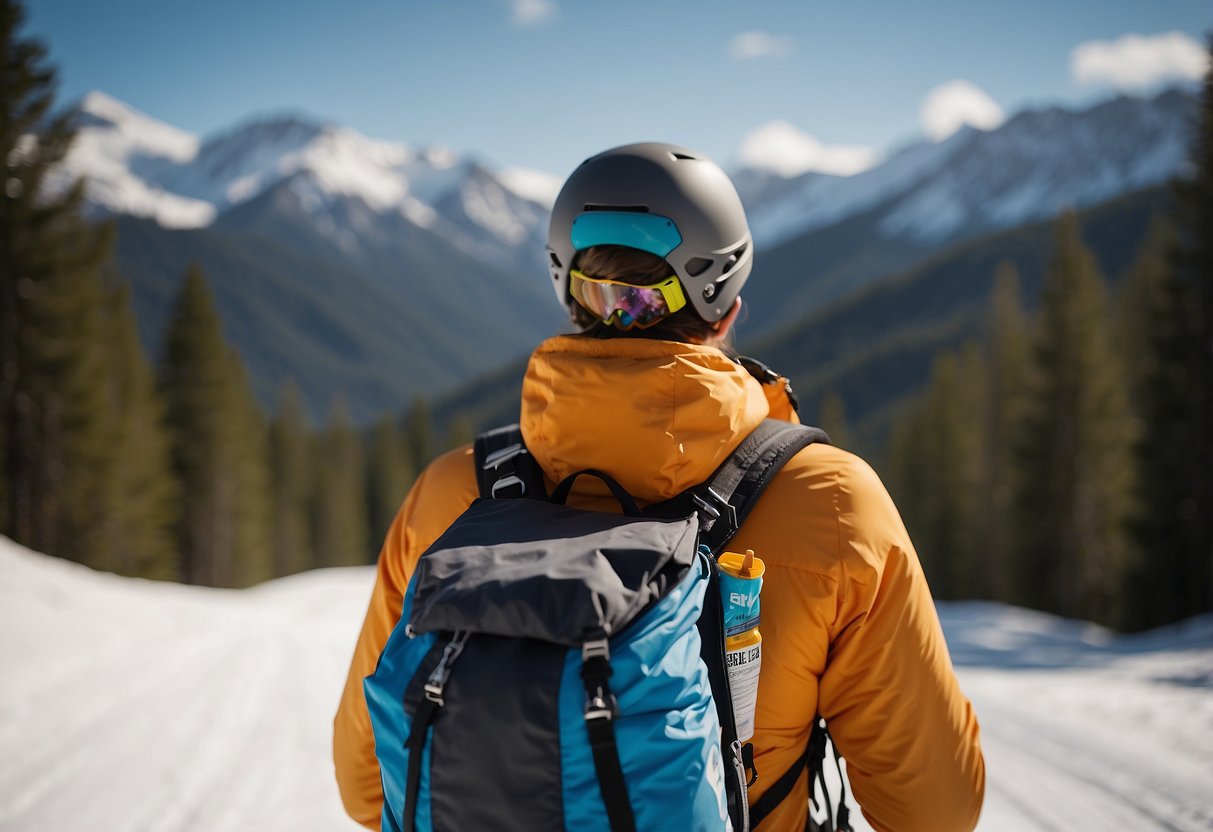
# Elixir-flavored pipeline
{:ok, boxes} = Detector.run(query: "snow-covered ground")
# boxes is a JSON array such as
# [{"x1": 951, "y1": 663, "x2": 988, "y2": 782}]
[{"x1": 2, "y1": 536, "x2": 1210, "y2": 831}]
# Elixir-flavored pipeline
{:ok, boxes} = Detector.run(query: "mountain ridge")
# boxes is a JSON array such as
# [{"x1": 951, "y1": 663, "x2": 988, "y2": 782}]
[
  {"x1": 56, "y1": 88, "x2": 1196, "y2": 424},
  {"x1": 58, "y1": 92, "x2": 554, "y2": 277}
]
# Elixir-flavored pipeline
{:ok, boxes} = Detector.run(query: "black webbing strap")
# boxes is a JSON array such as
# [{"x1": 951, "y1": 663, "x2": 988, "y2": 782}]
[
  {"x1": 749, "y1": 737, "x2": 812, "y2": 829},
  {"x1": 750, "y1": 718, "x2": 851, "y2": 832},
  {"x1": 580, "y1": 644, "x2": 636, "y2": 832},
  {"x1": 695, "y1": 419, "x2": 830, "y2": 554},
  {"x1": 402, "y1": 696, "x2": 439, "y2": 832},
  {"x1": 473, "y1": 424, "x2": 547, "y2": 500}
]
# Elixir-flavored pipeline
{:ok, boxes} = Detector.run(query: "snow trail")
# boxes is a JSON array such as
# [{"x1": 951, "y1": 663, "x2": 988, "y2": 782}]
[{"x1": 2, "y1": 540, "x2": 1211, "y2": 831}]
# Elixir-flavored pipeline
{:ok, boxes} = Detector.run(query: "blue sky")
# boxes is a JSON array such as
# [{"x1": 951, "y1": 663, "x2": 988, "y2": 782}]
[{"x1": 22, "y1": 0, "x2": 1213, "y2": 179}]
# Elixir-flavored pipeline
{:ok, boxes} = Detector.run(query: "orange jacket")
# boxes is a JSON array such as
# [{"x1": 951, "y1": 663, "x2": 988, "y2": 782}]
[{"x1": 334, "y1": 335, "x2": 985, "y2": 831}]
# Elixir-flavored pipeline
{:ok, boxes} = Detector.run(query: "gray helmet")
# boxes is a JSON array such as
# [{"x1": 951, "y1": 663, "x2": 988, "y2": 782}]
[{"x1": 546, "y1": 142, "x2": 753, "y2": 323}]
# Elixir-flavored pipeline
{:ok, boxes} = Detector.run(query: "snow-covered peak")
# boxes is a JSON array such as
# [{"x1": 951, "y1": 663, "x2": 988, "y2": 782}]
[
  {"x1": 57, "y1": 91, "x2": 214, "y2": 227},
  {"x1": 418, "y1": 145, "x2": 460, "y2": 170},
  {"x1": 734, "y1": 87, "x2": 1195, "y2": 248},
  {"x1": 736, "y1": 126, "x2": 970, "y2": 246},
  {"x1": 59, "y1": 93, "x2": 556, "y2": 269},
  {"x1": 171, "y1": 117, "x2": 412, "y2": 212},
  {"x1": 877, "y1": 88, "x2": 1195, "y2": 241},
  {"x1": 498, "y1": 166, "x2": 562, "y2": 207},
  {"x1": 76, "y1": 91, "x2": 199, "y2": 162}
]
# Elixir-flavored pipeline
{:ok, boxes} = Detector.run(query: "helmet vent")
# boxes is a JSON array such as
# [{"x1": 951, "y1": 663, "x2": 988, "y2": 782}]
[
  {"x1": 670, "y1": 152, "x2": 699, "y2": 161},
  {"x1": 684, "y1": 257, "x2": 714, "y2": 277},
  {"x1": 722, "y1": 244, "x2": 748, "y2": 274},
  {"x1": 583, "y1": 204, "x2": 649, "y2": 213},
  {"x1": 549, "y1": 252, "x2": 563, "y2": 268}
]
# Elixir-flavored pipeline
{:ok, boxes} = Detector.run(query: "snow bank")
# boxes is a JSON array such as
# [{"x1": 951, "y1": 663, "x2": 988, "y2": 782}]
[
  {"x1": 939, "y1": 603, "x2": 1213, "y2": 832},
  {"x1": 0, "y1": 537, "x2": 371, "y2": 831},
  {"x1": 2, "y1": 538, "x2": 1211, "y2": 831}
]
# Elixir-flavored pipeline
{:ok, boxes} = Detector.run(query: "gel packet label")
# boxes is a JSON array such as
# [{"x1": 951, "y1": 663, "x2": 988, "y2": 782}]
[{"x1": 719, "y1": 570, "x2": 762, "y2": 638}]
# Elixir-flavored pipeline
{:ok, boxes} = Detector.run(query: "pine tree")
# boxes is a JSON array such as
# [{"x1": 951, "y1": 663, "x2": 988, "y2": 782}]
[
  {"x1": 160, "y1": 265, "x2": 270, "y2": 587},
  {"x1": 0, "y1": 0, "x2": 112, "y2": 560},
  {"x1": 1114, "y1": 225, "x2": 1196, "y2": 628},
  {"x1": 817, "y1": 391, "x2": 851, "y2": 450},
  {"x1": 161, "y1": 266, "x2": 227, "y2": 585},
  {"x1": 981, "y1": 264, "x2": 1030, "y2": 601},
  {"x1": 1124, "y1": 40, "x2": 1213, "y2": 627},
  {"x1": 365, "y1": 413, "x2": 413, "y2": 552},
  {"x1": 910, "y1": 348, "x2": 984, "y2": 599},
  {"x1": 313, "y1": 398, "x2": 369, "y2": 568},
  {"x1": 885, "y1": 396, "x2": 928, "y2": 554},
  {"x1": 1013, "y1": 214, "x2": 1137, "y2": 624},
  {"x1": 269, "y1": 380, "x2": 313, "y2": 577},
  {"x1": 405, "y1": 397, "x2": 435, "y2": 471},
  {"x1": 90, "y1": 281, "x2": 179, "y2": 579},
  {"x1": 228, "y1": 354, "x2": 273, "y2": 587},
  {"x1": 1115, "y1": 222, "x2": 1173, "y2": 397},
  {"x1": 1165, "y1": 34, "x2": 1213, "y2": 623}
]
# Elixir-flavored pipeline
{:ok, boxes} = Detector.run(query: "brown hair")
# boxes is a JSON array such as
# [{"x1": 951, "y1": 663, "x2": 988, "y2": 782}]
[{"x1": 568, "y1": 245, "x2": 723, "y2": 345}]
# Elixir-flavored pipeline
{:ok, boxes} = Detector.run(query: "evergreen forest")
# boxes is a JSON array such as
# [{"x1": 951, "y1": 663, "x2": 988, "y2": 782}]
[
  {"x1": 2, "y1": 2, "x2": 1210, "y2": 632},
  {"x1": 877, "y1": 89, "x2": 1213, "y2": 630}
]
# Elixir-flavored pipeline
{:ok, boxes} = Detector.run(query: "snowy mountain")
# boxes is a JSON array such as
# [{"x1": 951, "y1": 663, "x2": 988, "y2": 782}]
[
  {"x1": 65, "y1": 88, "x2": 1194, "y2": 285},
  {"x1": 728, "y1": 88, "x2": 1196, "y2": 332},
  {"x1": 51, "y1": 89, "x2": 1196, "y2": 421},
  {"x1": 735, "y1": 131, "x2": 966, "y2": 246},
  {"x1": 58, "y1": 92, "x2": 556, "y2": 276},
  {"x1": 735, "y1": 88, "x2": 1194, "y2": 249},
  {"x1": 3, "y1": 535, "x2": 1211, "y2": 831},
  {"x1": 54, "y1": 93, "x2": 567, "y2": 421}
]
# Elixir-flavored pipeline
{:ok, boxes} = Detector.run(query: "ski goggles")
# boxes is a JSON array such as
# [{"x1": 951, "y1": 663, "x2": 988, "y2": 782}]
[{"x1": 569, "y1": 269, "x2": 688, "y2": 330}]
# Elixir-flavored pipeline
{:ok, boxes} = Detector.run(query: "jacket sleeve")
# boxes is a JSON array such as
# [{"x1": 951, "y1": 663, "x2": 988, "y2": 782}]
[
  {"x1": 331, "y1": 482, "x2": 420, "y2": 830},
  {"x1": 819, "y1": 458, "x2": 985, "y2": 832},
  {"x1": 332, "y1": 449, "x2": 478, "y2": 829}
]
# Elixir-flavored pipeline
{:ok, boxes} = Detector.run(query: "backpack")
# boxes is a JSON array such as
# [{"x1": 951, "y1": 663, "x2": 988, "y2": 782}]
[{"x1": 364, "y1": 417, "x2": 845, "y2": 831}]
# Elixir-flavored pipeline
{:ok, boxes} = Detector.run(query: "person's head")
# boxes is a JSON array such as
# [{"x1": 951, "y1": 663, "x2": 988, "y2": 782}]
[{"x1": 546, "y1": 143, "x2": 752, "y2": 346}]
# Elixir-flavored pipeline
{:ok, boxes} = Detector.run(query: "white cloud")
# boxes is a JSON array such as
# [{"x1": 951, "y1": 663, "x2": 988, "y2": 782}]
[
  {"x1": 1071, "y1": 31, "x2": 1207, "y2": 91},
  {"x1": 920, "y1": 80, "x2": 1005, "y2": 142},
  {"x1": 510, "y1": 0, "x2": 556, "y2": 27},
  {"x1": 737, "y1": 121, "x2": 879, "y2": 177},
  {"x1": 728, "y1": 31, "x2": 795, "y2": 61}
]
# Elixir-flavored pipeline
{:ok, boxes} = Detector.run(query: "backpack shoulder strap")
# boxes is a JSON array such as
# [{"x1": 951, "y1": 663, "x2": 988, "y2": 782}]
[
  {"x1": 750, "y1": 718, "x2": 851, "y2": 831},
  {"x1": 693, "y1": 419, "x2": 830, "y2": 554},
  {"x1": 472, "y1": 424, "x2": 547, "y2": 500}
]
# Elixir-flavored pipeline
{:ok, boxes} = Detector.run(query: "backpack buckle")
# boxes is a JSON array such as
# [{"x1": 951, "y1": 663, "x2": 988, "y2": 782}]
[
  {"x1": 484, "y1": 444, "x2": 530, "y2": 498},
  {"x1": 692, "y1": 487, "x2": 737, "y2": 533},
  {"x1": 581, "y1": 638, "x2": 618, "y2": 722},
  {"x1": 582, "y1": 638, "x2": 611, "y2": 663},
  {"x1": 482, "y1": 443, "x2": 527, "y2": 471},
  {"x1": 424, "y1": 630, "x2": 471, "y2": 707},
  {"x1": 584, "y1": 694, "x2": 617, "y2": 723},
  {"x1": 490, "y1": 475, "x2": 526, "y2": 498}
]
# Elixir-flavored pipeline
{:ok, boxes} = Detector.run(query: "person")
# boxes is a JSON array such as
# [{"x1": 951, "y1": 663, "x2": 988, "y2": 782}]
[{"x1": 333, "y1": 143, "x2": 985, "y2": 831}]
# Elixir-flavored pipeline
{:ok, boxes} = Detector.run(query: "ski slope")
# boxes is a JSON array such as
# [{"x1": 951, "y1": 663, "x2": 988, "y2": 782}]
[{"x1": 1, "y1": 537, "x2": 1210, "y2": 831}]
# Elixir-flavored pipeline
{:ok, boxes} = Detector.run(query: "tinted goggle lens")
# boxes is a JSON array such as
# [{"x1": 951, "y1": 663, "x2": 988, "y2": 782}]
[{"x1": 569, "y1": 270, "x2": 687, "y2": 329}]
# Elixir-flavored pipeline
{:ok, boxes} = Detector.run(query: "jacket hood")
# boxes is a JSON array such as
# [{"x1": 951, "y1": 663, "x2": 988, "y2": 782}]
[{"x1": 520, "y1": 335, "x2": 772, "y2": 503}]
